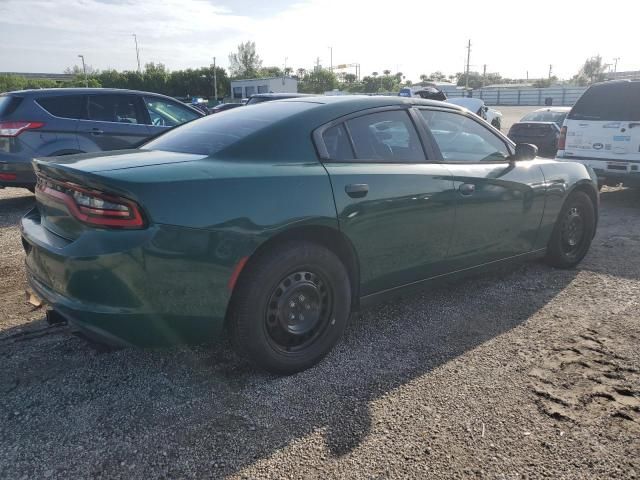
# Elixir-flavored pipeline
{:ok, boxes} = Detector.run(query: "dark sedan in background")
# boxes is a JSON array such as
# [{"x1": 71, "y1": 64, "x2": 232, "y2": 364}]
[
  {"x1": 0, "y1": 88, "x2": 203, "y2": 191},
  {"x1": 507, "y1": 107, "x2": 570, "y2": 157}
]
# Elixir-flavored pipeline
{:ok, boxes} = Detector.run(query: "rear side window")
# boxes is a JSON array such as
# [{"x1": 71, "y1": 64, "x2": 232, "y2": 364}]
[
  {"x1": 0, "y1": 95, "x2": 23, "y2": 117},
  {"x1": 36, "y1": 95, "x2": 85, "y2": 119},
  {"x1": 322, "y1": 124, "x2": 354, "y2": 161},
  {"x1": 87, "y1": 94, "x2": 144, "y2": 124},
  {"x1": 346, "y1": 110, "x2": 425, "y2": 162},
  {"x1": 144, "y1": 101, "x2": 316, "y2": 155},
  {"x1": 569, "y1": 82, "x2": 640, "y2": 121}
]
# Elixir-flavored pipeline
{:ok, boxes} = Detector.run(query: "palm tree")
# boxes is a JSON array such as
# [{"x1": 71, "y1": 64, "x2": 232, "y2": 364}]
[
  {"x1": 372, "y1": 71, "x2": 378, "y2": 77},
  {"x1": 382, "y1": 69, "x2": 391, "y2": 76},
  {"x1": 297, "y1": 68, "x2": 306, "y2": 78}
]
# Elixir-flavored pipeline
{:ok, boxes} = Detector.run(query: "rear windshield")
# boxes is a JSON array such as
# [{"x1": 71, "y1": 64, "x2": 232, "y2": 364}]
[
  {"x1": 0, "y1": 95, "x2": 23, "y2": 117},
  {"x1": 521, "y1": 110, "x2": 568, "y2": 126},
  {"x1": 143, "y1": 101, "x2": 316, "y2": 155},
  {"x1": 569, "y1": 82, "x2": 640, "y2": 121}
]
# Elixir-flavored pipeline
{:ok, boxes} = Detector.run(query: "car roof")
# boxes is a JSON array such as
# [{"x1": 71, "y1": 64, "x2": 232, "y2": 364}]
[
  {"x1": 1, "y1": 88, "x2": 179, "y2": 99},
  {"x1": 279, "y1": 95, "x2": 465, "y2": 111},
  {"x1": 249, "y1": 93, "x2": 314, "y2": 99}
]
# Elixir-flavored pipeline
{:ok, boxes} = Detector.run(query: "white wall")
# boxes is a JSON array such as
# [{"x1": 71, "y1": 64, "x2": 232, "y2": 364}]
[{"x1": 230, "y1": 77, "x2": 298, "y2": 99}]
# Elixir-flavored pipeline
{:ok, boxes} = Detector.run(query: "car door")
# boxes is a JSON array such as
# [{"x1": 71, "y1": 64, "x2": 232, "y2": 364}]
[
  {"x1": 316, "y1": 107, "x2": 456, "y2": 296},
  {"x1": 142, "y1": 96, "x2": 202, "y2": 137},
  {"x1": 77, "y1": 94, "x2": 151, "y2": 152},
  {"x1": 418, "y1": 107, "x2": 547, "y2": 270}
]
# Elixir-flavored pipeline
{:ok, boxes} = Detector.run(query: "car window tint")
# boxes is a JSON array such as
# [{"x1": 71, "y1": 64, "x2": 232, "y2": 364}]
[
  {"x1": 88, "y1": 95, "x2": 143, "y2": 124},
  {"x1": 36, "y1": 95, "x2": 85, "y2": 119},
  {"x1": 322, "y1": 124, "x2": 354, "y2": 161},
  {"x1": 144, "y1": 101, "x2": 316, "y2": 155},
  {"x1": 144, "y1": 97, "x2": 200, "y2": 127},
  {"x1": 421, "y1": 110, "x2": 510, "y2": 162},
  {"x1": 569, "y1": 82, "x2": 640, "y2": 121},
  {"x1": 346, "y1": 110, "x2": 425, "y2": 162}
]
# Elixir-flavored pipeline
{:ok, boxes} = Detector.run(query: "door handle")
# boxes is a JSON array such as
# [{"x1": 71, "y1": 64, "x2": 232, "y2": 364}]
[
  {"x1": 345, "y1": 183, "x2": 369, "y2": 198},
  {"x1": 458, "y1": 183, "x2": 476, "y2": 196},
  {"x1": 90, "y1": 128, "x2": 103, "y2": 136}
]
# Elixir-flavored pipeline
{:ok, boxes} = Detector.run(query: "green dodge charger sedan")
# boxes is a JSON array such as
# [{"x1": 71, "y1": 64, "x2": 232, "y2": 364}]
[{"x1": 21, "y1": 96, "x2": 598, "y2": 373}]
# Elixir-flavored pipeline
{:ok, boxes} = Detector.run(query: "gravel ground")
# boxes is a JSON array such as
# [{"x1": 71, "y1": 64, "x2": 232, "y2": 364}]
[{"x1": 1, "y1": 185, "x2": 639, "y2": 480}]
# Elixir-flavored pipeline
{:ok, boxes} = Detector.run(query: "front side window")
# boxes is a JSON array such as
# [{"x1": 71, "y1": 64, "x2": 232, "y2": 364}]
[
  {"x1": 144, "y1": 97, "x2": 200, "y2": 127},
  {"x1": 421, "y1": 110, "x2": 510, "y2": 162},
  {"x1": 37, "y1": 95, "x2": 85, "y2": 119},
  {"x1": 346, "y1": 110, "x2": 425, "y2": 162},
  {"x1": 87, "y1": 95, "x2": 143, "y2": 124}
]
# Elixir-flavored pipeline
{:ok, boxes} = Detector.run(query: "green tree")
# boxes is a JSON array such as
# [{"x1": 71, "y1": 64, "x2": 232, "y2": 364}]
[
  {"x1": 298, "y1": 68, "x2": 338, "y2": 94},
  {"x1": 576, "y1": 55, "x2": 607, "y2": 85},
  {"x1": 429, "y1": 71, "x2": 446, "y2": 81},
  {"x1": 228, "y1": 41, "x2": 262, "y2": 79},
  {"x1": 258, "y1": 66, "x2": 283, "y2": 78}
]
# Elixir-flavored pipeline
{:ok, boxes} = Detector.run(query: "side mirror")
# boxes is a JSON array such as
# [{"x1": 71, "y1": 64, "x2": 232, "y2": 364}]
[{"x1": 514, "y1": 143, "x2": 538, "y2": 161}]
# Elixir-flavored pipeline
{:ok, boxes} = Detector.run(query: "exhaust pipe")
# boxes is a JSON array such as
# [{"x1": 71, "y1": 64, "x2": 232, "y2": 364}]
[{"x1": 45, "y1": 309, "x2": 67, "y2": 326}]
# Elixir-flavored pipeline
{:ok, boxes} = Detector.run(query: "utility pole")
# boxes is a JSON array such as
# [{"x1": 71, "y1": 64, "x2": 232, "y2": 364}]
[
  {"x1": 613, "y1": 57, "x2": 620, "y2": 74},
  {"x1": 132, "y1": 34, "x2": 141, "y2": 72},
  {"x1": 329, "y1": 46, "x2": 333, "y2": 71},
  {"x1": 212, "y1": 57, "x2": 218, "y2": 102},
  {"x1": 77, "y1": 54, "x2": 88, "y2": 87},
  {"x1": 548, "y1": 64, "x2": 553, "y2": 80},
  {"x1": 316, "y1": 56, "x2": 320, "y2": 71},
  {"x1": 482, "y1": 64, "x2": 487, "y2": 87},
  {"x1": 465, "y1": 39, "x2": 471, "y2": 94}
]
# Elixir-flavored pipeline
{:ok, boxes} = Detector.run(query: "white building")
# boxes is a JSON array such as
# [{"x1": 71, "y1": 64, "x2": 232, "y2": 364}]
[{"x1": 230, "y1": 77, "x2": 298, "y2": 99}]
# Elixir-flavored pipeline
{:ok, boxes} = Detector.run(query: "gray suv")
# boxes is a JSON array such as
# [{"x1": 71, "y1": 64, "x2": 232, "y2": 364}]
[{"x1": 0, "y1": 88, "x2": 203, "y2": 190}]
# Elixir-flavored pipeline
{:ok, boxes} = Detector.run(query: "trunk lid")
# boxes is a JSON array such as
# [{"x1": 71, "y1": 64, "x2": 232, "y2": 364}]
[
  {"x1": 32, "y1": 149, "x2": 205, "y2": 241},
  {"x1": 509, "y1": 122, "x2": 557, "y2": 138}
]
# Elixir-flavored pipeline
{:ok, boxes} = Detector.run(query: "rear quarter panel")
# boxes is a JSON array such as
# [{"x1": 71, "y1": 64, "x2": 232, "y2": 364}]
[{"x1": 99, "y1": 157, "x2": 339, "y2": 315}]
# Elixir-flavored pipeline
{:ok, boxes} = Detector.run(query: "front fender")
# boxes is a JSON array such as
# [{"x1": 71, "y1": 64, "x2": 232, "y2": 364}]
[{"x1": 535, "y1": 160, "x2": 598, "y2": 249}]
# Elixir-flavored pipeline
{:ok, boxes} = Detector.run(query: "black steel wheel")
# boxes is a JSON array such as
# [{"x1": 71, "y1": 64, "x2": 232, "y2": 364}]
[
  {"x1": 264, "y1": 270, "x2": 334, "y2": 353},
  {"x1": 546, "y1": 191, "x2": 595, "y2": 268},
  {"x1": 228, "y1": 241, "x2": 351, "y2": 374}
]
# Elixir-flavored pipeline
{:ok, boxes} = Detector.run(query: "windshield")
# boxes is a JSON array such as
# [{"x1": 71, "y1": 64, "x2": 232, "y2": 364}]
[
  {"x1": 144, "y1": 101, "x2": 315, "y2": 155},
  {"x1": 521, "y1": 110, "x2": 568, "y2": 126}
]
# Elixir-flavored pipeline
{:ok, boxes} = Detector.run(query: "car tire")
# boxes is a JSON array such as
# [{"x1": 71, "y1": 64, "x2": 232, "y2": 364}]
[
  {"x1": 545, "y1": 191, "x2": 595, "y2": 269},
  {"x1": 228, "y1": 241, "x2": 351, "y2": 374}
]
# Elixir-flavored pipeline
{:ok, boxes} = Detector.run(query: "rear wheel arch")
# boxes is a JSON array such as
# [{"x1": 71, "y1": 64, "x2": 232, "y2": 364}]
[{"x1": 230, "y1": 225, "x2": 361, "y2": 313}]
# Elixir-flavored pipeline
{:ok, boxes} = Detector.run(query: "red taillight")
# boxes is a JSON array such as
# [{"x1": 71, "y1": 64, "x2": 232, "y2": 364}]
[
  {"x1": 36, "y1": 176, "x2": 145, "y2": 229},
  {"x1": 0, "y1": 173, "x2": 17, "y2": 181},
  {"x1": 557, "y1": 126, "x2": 567, "y2": 151},
  {"x1": 0, "y1": 121, "x2": 45, "y2": 137}
]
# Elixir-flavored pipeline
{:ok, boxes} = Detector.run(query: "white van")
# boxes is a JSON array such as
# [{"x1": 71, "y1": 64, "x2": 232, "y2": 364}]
[{"x1": 557, "y1": 80, "x2": 640, "y2": 188}]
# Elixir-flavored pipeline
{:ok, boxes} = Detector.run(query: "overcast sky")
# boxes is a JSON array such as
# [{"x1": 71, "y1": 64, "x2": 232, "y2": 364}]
[{"x1": 0, "y1": 0, "x2": 636, "y2": 81}]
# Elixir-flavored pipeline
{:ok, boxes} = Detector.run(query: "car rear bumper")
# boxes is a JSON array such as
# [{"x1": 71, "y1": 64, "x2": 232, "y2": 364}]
[
  {"x1": 21, "y1": 208, "x2": 231, "y2": 347},
  {"x1": 556, "y1": 155, "x2": 640, "y2": 186},
  {"x1": 0, "y1": 152, "x2": 36, "y2": 188}
]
